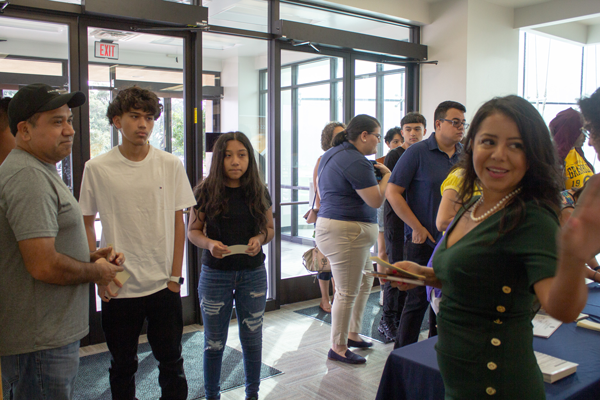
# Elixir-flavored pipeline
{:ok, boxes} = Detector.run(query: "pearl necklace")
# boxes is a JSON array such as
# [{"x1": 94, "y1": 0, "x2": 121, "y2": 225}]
[{"x1": 470, "y1": 187, "x2": 522, "y2": 223}]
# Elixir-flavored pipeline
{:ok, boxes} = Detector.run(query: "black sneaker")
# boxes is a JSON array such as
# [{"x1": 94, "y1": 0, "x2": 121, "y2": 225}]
[{"x1": 378, "y1": 319, "x2": 397, "y2": 342}]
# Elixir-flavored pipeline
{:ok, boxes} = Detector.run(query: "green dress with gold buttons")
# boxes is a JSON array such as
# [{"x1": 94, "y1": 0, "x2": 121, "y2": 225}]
[{"x1": 433, "y1": 199, "x2": 559, "y2": 399}]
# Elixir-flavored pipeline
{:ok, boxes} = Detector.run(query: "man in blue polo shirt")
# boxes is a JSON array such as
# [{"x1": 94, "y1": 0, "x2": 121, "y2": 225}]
[{"x1": 386, "y1": 101, "x2": 466, "y2": 348}]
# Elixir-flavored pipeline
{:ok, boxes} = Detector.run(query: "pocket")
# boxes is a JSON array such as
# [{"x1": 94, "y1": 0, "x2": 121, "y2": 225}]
[{"x1": 344, "y1": 221, "x2": 363, "y2": 243}]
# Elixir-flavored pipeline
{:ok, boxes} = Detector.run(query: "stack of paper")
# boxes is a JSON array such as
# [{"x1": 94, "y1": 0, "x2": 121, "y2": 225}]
[
  {"x1": 533, "y1": 312, "x2": 562, "y2": 338},
  {"x1": 534, "y1": 351, "x2": 578, "y2": 383}
]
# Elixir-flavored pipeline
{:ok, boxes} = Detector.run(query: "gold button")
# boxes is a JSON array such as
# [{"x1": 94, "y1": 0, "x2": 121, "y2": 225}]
[
  {"x1": 487, "y1": 362, "x2": 497, "y2": 370},
  {"x1": 491, "y1": 338, "x2": 501, "y2": 346},
  {"x1": 496, "y1": 305, "x2": 506, "y2": 313},
  {"x1": 493, "y1": 319, "x2": 503, "y2": 325},
  {"x1": 502, "y1": 286, "x2": 511, "y2": 294},
  {"x1": 486, "y1": 387, "x2": 496, "y2": 395}
]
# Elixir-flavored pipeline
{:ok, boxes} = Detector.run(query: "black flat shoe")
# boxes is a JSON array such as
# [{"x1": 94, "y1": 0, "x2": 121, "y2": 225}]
[
  {"x1": 347, "y1": 338, "x2": 373, "y2": 348},
  {"x1": 327, "y1": 348, "x2": 366, "y2": 364}
]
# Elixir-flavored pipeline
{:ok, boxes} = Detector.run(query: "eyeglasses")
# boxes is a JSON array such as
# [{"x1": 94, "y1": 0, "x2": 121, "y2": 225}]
[
  {"x1": 370, "y1": 133, "x2": 381, "y2": 140},
  {"x1": 439, "y1": 118, "x2": 470, "y2": 129},
  {"x1": 581, "y1": 127, "x2": 590, "y2": 138}
]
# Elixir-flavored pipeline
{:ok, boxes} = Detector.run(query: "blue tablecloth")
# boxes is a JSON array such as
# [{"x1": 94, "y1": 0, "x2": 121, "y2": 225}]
[{"x1": 376, "y1": 284, "x2": 600, "y2": 400}]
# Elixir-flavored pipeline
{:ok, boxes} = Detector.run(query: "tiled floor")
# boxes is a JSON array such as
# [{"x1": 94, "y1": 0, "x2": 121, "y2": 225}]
[{"x1": 79, "y1": 289, "x2": 403, "y2": 400}]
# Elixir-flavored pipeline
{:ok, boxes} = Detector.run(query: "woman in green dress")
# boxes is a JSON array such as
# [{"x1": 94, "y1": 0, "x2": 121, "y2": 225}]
[{"x1": 392, "y1": 95, "x2": 600, "y2": 399}]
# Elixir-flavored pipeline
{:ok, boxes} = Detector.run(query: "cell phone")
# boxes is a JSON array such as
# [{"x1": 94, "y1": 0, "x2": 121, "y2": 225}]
[
  {"x1": 363, "y1": 271, "x2": 425, "y2": 286},
  {"x1": 370, "y1": 160, "x2": 383, "y2": 180}
]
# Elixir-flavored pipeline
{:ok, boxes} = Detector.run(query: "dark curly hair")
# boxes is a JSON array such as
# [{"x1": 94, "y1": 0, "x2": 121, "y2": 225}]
[
  {"x1": 321, "y1": 122, "x2": 345, "y2": 151},
  {"x1": 579, "y1": 87, "x2": 600, "y2": 142},
  {"x1": 106, "y1": 86, "x2": 162, "y2": 125},
  {"x1": 456, "y1": 95, "x2": 562, "y2": 234}
]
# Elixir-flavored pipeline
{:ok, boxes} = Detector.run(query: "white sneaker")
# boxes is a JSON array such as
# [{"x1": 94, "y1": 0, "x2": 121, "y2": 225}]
[{"x1": 379, "y1": 290, "x2": 384, "y2": 306}]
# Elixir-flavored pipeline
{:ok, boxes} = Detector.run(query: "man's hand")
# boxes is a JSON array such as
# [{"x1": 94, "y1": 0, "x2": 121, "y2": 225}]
[
  {"x1": 91, "y1": 246, "x2": 125, "y2": 265},
  {"x1": 246, "y1": 235, "x2": 263, "y2": 257},
  {"x1": 94, "y1": 258, "x2": 124, "y2": 286},
  {"x1": 167, "y1": 281, "x2": 181, "y2": 293},
  {"x1": 98, "y1": 279, "x2": 122, "y2": 302},
  {"x1": 412, "y1": 225, "x2": 435, "y2": 244}
]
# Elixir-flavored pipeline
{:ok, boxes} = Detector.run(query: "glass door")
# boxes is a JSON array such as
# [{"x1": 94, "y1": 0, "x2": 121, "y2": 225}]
[
  {"x1": 278, "y1": 49, "x2": 345, "y2": 302},
  {"x1": 354, "y1": 59, "x2": 406, "y2": 158},
  {"x1": 82, "y1": 23, "x2": 196, "y2": 343},
  {"x1": 0, "y1": 16, "x2": 72, "y2": 187}
]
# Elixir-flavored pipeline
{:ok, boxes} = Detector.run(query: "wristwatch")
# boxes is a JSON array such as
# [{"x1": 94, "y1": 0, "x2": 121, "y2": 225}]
[{"x1": 169, "y1": 276, "x2": 184, "y2": 285}]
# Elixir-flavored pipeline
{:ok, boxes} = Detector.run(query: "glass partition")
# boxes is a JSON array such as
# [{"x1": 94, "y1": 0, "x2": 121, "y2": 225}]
[
  {"x1": 204, "y1": 0, "x2": 269, "y2": 33},
  {"x1": 0, "y1": 16, "x2": 72, "y2": 187},
  {"x1": 202, "y1": 32, "x2": 272, "y2": 293},
  {"x1": 86, "y1": 27, "x2": 190, "y2": 309},
  {"x1": 278, "y1": 50, "x2": 344, "y2": 278},
  {"x1": 280, "y1": 2, "x2": 411, "y2": 41},
  {"x1": 354, "y1": 59, "x2": 405, "y2": 158}
]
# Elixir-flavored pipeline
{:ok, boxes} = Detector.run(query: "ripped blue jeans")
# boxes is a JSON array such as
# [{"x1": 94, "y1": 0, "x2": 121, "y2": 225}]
[{"x1": 198, "y1": 264, "x2": 267, "y2": 399}]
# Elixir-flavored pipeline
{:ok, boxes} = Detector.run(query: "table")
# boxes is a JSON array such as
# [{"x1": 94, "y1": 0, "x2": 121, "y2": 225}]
[{"x1": 376, "y1": 284, "x2": 600, "y2": 400}]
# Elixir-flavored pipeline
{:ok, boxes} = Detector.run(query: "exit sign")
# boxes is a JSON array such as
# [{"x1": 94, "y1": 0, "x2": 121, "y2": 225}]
[{"x1": 94, "y1": 42, "x2": 119, "y2": 60}]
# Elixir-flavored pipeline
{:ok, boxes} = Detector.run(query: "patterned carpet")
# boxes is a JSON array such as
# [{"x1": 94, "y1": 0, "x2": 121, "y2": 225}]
[{"x1": 2, "y1": 331, "x2": 282, "y2": 400}]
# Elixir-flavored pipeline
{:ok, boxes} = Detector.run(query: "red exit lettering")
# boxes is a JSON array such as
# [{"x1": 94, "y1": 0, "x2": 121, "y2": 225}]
[
  {"x1": 95, "y1": 42, "x2": 118, "y2": 59},
  {"x1": 100, "y1": 44, "x2": 114, "y2": 57}
]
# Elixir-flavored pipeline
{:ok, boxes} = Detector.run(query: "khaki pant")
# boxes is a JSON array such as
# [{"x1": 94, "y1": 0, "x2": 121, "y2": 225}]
[{"x1": 316, "y1": 217, "x2": 377, "y2": 346}]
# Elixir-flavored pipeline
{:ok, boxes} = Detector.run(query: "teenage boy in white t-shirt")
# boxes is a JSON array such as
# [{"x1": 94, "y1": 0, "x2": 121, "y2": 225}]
[{"x1": 79, "y1": 87, "x2": 196, "y2": 400}]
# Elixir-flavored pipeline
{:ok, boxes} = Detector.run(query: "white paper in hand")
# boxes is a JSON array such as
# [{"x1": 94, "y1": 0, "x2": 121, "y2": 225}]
[
  {"x1": 222, "y1": 245, "x2": 251, "y2": 257},
  {"x1": 108, "y1": 269, "x2": 131, "y2": 295}
]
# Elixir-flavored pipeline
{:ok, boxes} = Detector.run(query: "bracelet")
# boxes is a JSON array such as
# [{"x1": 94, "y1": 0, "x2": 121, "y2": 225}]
[{"x1": 594, "y1": 271, "x2": 599, "y2": 281}]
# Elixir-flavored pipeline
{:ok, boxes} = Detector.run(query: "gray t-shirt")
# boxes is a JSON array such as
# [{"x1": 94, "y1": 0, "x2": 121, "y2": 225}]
[{"x1": 0, "y1": 149, "x2": 90, "y2": 356}]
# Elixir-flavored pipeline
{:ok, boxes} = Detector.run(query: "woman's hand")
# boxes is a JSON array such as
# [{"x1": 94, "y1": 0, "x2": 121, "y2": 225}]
[
  {"x1": 246, "y1": 235, "x2": 263, "y2": 257},
  {"x1": 386, "y1": 261, "x2": 422, "y2": 291},
  {"x1": 209, "y1": 240, "x2": 230, "y2": 258},
  {"x1": 386, "y1": 261, "x2": 440, "y2": 290},
  {"x1": 374, "y1": 162, "x2": 391, "y2": 176},
  {"x1": 561, "y1": 175, "x2": 600, "y2": 262}
]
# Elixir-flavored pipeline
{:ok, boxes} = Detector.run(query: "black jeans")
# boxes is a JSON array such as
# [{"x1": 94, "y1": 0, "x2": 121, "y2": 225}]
[
  {"x1": 394, "y1": 241, "x2": 435, "y2": 349},
  {"x1": 382, "y1": 228, "x2": 406, "y2": 323},
  {"x1": 101, "y1": 288, "x2": 188, "y2": 400}
]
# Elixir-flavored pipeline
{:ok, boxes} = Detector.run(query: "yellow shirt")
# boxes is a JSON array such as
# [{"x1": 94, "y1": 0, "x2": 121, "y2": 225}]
[
  {"x1": 564, "y1": 148, "x2": 594, "y2": 190},
  {"x1": 440, "y1": 168, "x2": 481, "y2": 195}
]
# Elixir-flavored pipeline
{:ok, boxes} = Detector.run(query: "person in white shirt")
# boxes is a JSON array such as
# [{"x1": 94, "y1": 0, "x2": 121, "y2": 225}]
[{"x1": 79, "y1": 87, "x2": 196, "y2": 400}]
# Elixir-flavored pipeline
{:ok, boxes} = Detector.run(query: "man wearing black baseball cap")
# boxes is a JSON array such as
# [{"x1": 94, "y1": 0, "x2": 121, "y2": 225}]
[{"x1": 0, "y1": 83, "x2": 124, "y2": 400}]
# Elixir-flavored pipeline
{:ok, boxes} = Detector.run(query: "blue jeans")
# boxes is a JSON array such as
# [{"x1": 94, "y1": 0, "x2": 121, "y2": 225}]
[
  {"x1": 198, "y1": 265, "x2": 267, "y2": 399},
  {"x1": 1, "y1": 340, "x2": 80, "y2": 400}
]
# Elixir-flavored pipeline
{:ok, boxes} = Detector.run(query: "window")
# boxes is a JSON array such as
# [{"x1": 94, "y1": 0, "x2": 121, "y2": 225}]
[{"x1": 520, "y1": 31, "x2": 600, "y2": 171}]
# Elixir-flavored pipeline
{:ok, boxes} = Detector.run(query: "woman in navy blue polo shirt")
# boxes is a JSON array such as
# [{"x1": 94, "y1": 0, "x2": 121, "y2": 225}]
[{"x1": 315, "y1": 114, "x2": 391, "y2": 364}]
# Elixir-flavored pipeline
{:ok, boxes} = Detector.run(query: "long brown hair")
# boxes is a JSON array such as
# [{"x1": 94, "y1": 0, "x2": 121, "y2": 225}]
[
  {"x1": 457, "y1": 95, "x2": 562, "y2": 234},
  {"x1": 193, "y1": 131, "x2": 270, "y2": 232}
]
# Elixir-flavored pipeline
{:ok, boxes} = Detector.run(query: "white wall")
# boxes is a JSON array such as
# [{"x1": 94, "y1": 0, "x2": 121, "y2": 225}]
[
  {"x1": 465, "y1": 0, "x2": 520, "y2": 114},
  {"x1": 421, "y1": 0, "x2": 469, "y2": 128},
  {"x1": 221, "y1": 56, "x2": 240, "y2": 133},
  {"x1": 421, "y1": 0, "x2": 520, "y2": 127},
  {"x1": 220, "y1": 54, "x2": 262, "y2": 152}
]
